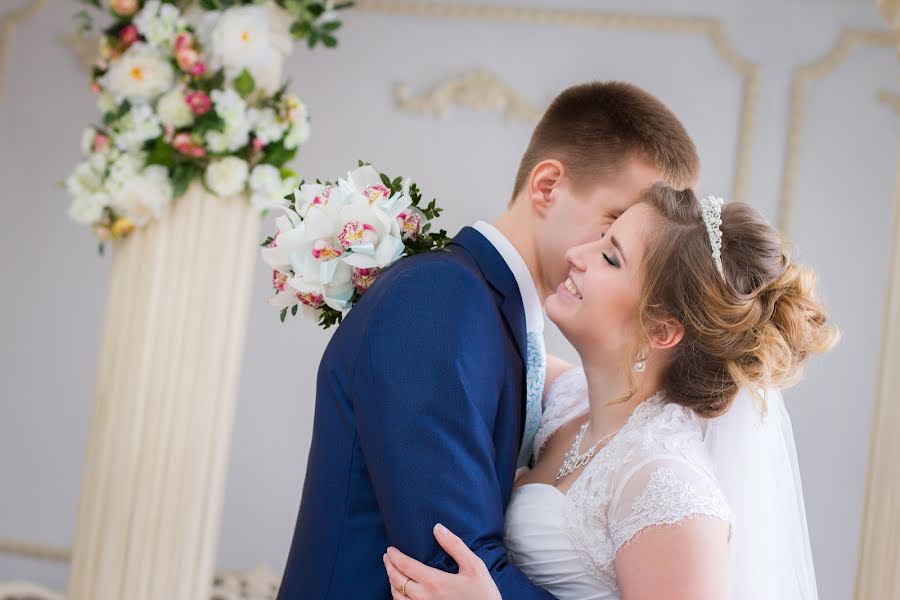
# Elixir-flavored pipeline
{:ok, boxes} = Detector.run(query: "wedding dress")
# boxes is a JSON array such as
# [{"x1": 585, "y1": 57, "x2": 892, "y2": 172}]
[{"x1": 504, "y1": 367, "x2": 818, "y2": 599}]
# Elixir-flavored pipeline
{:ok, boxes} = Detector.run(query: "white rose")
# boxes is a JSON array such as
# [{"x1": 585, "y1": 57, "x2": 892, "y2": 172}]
[
  {"x1": 110, "y1": 164, "x2": 172, "y2": 227},
  {"x1": 283, "y1": 118, "x2": 310, "y2": 150},
  {"x1": 134, "y1": 0, "x2": 186, "y2": 49},
  {"x1": 101, "y1": 43, "x2": 174, "y2": 103},
  {"x1": 156, "y1": 88, "x2": 194, "y2": 128},
  {"x1": 97, "y1": 92, "x2": 117, "y2": 113},
  {"x1": 205, "y1": 156, "x2": 249, "y2": 197},
  {"x1": 249, "y1": 163, "x2": 289, "y2": 210},
  {"x1": 249, "y1": 107, "x2": 287, "y2": 145},
  {"x1": 204, "y1": 2, "x2": 292, "y2": 93},
  {"x1": 68, "y1": 191, "x2": 108, "y2": 225}
]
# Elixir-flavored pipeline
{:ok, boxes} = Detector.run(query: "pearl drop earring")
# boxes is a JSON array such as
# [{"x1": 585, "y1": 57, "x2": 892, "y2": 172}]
[{"x1": 634, "y1": 358, "x2": 646, "y2": 373}]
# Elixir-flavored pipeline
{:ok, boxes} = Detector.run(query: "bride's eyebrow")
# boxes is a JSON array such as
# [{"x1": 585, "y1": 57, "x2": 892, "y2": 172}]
[{"x1": 611, "y1": 235, "x2": 627, "y2": 265}]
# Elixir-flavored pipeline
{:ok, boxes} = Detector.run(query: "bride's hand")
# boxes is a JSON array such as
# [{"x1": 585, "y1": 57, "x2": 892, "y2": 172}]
[{"x1": 383, "y1": 523, "x2": 502, "y2": 600}]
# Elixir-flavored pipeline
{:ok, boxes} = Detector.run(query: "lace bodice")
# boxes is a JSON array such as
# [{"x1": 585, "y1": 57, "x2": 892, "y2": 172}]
[{"x1": 505, "y1": 368, "x2": 733, "y2": 597}]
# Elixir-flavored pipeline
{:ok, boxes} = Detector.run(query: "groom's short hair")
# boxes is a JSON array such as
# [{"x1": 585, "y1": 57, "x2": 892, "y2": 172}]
[{"x1": 512, "y1": 81, "x2": 699, "y2": 199}]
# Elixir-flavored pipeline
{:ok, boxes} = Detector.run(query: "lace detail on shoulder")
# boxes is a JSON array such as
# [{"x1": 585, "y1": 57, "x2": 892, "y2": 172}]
[
  {"x1": 609, "y1": 464, "x2": 733, "y2": 553},
  {"x1": 533, "y1": 367, "x2": 588, "y2": 461},
  {"x1": 560, "y1": 399, "x2": 733, "y2": 591}
]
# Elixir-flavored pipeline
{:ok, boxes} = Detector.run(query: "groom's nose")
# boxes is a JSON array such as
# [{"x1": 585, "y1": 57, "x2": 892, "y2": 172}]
[{"x1": 565, "y1": 242, "x2": 593, "y2": 271}]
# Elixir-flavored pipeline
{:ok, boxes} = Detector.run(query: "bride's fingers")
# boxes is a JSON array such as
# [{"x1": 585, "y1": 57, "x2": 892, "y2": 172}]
[
  {"x1": 383, "y1": 553, "x2": 423, "y2": 600},
  {"x1": 432, "y1": 523, "x2": 482, "y2": 574},
  {"x1": 386, "y1": 546, "x2": 442, "y2": 583}
]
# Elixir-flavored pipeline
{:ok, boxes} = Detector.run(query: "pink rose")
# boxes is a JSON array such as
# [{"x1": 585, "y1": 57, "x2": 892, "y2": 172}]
[
  {"x1": 185, "y1": 91, "x2": 211, "y2": 116},
  {"x1": 92, "y1": 133, "x2": 110, "y2": 153},
  {"x1": 118, "y1": 24, "x2": 138, "y2": 47},
  {"x1": 190, "y1": 145, "x2": 206, "y2": 158},
  {"x1": 190, "y1": 62, "x2": 207, "y2": 77},
  {"x1": 252, "y1": 137, "x2": 265, "y2": 152},
  {"x1": 176, "y1": 47, "x2": 199, "y2": 72},
  {"x1": 90, "y1": 82, "x2": 101, "y2": 94},
  {"x1": 173, "y1": 132, "x2": 194, "y2": 154},
  {"x1": 174, "y1": 33, "x2": 193, "y2": 51},
  {"x1": 110, "y1": 0, "x2": 139, "y2": 17}
]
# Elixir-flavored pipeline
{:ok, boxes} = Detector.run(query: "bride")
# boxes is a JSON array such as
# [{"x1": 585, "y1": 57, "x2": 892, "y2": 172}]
[{"x1": 382, "y1": 184, "x2": 838, "y2": 599}]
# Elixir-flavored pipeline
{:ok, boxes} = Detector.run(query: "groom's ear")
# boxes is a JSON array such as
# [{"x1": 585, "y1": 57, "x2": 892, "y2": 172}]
[
  {"x1": 529, "y1": 159, "x2": 565, "y2": 217},
  {"x1": 649, "y1": 317, "x2": 684, "y2": 350}
]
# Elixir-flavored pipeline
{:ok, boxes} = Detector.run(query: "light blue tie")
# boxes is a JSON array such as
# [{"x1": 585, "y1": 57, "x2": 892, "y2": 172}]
[{"x1": 517, "y1": 327, "x2": 546, "y2": 469}]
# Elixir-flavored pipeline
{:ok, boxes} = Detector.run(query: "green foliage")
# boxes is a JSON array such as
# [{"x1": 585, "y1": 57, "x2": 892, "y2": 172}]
[{"x1": 233, "y1": 69, "x2": 256, "y2": 99}]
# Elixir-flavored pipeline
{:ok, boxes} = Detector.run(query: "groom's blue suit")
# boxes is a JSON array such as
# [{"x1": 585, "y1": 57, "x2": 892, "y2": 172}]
[{"x1": 277, "y1": 227, "x2": 555, "y2": 599}]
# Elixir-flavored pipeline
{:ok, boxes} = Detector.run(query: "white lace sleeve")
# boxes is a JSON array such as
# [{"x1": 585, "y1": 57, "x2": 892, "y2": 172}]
[
  {"x1": 533, "y1": 367, "x2": 588, "y2": 461},
  {"x1": 608, "y1": 456, "x2": 734, "y2": 554}
]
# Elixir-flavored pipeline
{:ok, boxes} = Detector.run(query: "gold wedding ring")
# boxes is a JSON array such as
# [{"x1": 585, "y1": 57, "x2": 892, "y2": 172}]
[{"x1": 398, "y1": 577, "x2": 411, "y2": 596}]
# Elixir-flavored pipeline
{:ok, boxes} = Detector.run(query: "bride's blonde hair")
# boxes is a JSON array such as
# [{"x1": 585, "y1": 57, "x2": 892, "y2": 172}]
[{"x1": 633, "y1": 183, "x2": 839, "y2": 418}]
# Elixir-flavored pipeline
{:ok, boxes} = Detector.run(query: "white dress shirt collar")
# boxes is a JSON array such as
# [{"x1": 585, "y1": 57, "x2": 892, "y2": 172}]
[{"x1": 472, "y1": 221, "x2": 544, "y2": 333}]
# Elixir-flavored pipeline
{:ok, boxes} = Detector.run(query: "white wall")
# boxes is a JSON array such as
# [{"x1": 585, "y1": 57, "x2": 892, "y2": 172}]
[{"x1": 0, "y1": 1, "x2": 896, "y2": 599}]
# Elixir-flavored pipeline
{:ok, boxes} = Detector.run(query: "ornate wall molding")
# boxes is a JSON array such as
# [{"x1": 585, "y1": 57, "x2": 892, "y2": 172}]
[
  {"x1": 0, "y1": 0, "x2": 46, "y2": 108},
  {"x1": 777, "y1": 29, "x2": 895, "y2": 239},
  {"x1": 358, "y1": 0, "x2": 759, "y2": 204},
  {"x1": 395, "y1": 70, "x2": 544, "y2": 124}
]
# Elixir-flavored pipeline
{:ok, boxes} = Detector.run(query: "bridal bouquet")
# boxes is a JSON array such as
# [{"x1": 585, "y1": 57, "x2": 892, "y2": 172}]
[
  {"x1": 260, "y1": 163, "x2": 450, "y2": 328},
  {"x1": 65, "y1": 0, "x2": 351, "y2": 253}
]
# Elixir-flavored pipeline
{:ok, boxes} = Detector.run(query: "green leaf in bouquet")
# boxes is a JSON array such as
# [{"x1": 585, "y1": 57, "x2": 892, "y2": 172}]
[
  {"x1": 322, "y1": 21, "x2": 343, "y2": 32},
  {"x1": 307, "y1": 29, "x2": 320, "y2": 48},
  {"x1": 379, "y1": 173, "x2": 392, "y2": 189},
  {"x1": 321, "y1": 33, "x2": 338, "y2": 48},
  {"x1": 334, "y1": 1, "x2": 355, "y2": 9},
  {"x1": 260, "y1": 235, "x2": 275, "y2": 247},
  {"x1": 147, "y1": 138, "x2": 176, "y2": 168},
  {"x1": 291, "y1": 304, "x2": 298, "y2": 316},
  {"x1": 103, "y1": 99, "x2": 131, "y2": 125},
  {"x1": 280, "y1": 307, "x2": 288, "y2": 322},
  {"x1": 234, "y1": 68, "x2": 256, "y2": 99},
  {"x1": 290, "y1": 20, "x2": 311, "y2": 39},
  {"x1": 171, "y1": 163, "x2": 198, "y2": 198},
  {"x1": 193, "y1": 110, "x2": 226, "y2": 134},
  {"x1": 260, "y1": 139, "x2": 297, "y2": 168}
]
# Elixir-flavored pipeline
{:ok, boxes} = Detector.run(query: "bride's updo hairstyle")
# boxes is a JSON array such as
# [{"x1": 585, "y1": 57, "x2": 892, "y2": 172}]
[{"x1": 636, "y1": 183, "x2": 839, "y2": 418}]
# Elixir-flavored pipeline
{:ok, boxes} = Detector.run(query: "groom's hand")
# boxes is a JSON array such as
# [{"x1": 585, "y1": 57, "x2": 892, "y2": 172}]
[{"x1": 383, "y1": 524, "x2": 502, "y2": 600}]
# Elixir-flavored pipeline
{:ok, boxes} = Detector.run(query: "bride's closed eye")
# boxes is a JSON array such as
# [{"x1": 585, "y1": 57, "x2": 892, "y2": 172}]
[{"x1": 602, "y1": 252, "x2": 620, "y2": 268}]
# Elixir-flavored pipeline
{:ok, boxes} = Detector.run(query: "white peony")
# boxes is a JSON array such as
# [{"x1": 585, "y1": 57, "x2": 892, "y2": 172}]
[
  {"x1": 68, "y1": 191, "x2": 108, "y2": 225},
  {"x1": 110, "y1": 103, "x2": 162, "y2": 151},
  {"x1": 249, "y1": 164, "x2": 291, "y2": 211},
  {"x1": 203, "y1": 2, "x2": 292, "y2": 94},
  {"x1": 134, "y1": 0, "x2": 186, "y2": 49},
  {"x1": 248, "y1": 107, "x2": 286, "y2": 145},
  {"x1": 156, "y1": 88, "x2": 194, "y2": 128},
  {"x1": 110, "y1": 164, "x2": 172, "y2": 227},
  {"x1": 100, "y1": 43, "x2": 174, "y2": 103},
  {"x1": 205, "y1": 156, "x2": 249, "y2": 197}
]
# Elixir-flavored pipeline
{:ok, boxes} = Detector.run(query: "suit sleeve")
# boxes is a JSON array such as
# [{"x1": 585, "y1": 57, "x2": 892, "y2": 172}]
[{"x1": 352, "y1": 263, "x2": 556, "y2": 598}]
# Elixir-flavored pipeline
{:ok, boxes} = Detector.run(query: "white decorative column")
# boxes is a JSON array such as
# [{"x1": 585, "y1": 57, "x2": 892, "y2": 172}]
[{"x1": 67, "y1": 184, "x2": 261, "y2": 600}]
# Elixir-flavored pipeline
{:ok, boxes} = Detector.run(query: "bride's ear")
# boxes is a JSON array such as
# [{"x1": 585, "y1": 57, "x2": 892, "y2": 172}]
[{"x1": 649, "y1": 317, "x2": 684, "y2": 351}]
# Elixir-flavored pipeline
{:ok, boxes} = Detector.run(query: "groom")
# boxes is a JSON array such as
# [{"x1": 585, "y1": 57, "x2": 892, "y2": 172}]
[{"x1": 277, "y1": 81, "x2": 699, "y2": 599}]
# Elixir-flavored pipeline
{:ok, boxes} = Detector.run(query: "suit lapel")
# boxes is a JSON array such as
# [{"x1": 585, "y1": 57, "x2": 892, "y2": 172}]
[{"x1": 450, "y1": 227, "x2": 528, "y2": 364}]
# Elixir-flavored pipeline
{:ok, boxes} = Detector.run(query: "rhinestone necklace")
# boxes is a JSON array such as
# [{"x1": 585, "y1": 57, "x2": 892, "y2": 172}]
[{"x1": 556, "y1": 422, "x2": 620, "y2": 481}]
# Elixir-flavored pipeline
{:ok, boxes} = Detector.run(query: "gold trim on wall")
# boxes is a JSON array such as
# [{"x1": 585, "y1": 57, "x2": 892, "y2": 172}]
[
  {"x1": 356, "y1": 0, "x2": 760, "y2": 204},
  {"x1": 777, "y1": 29, "x2": 895, "y2": 239},
  {"x1": 0, "y1": 0, "x2": 46, "y2": 107}
]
